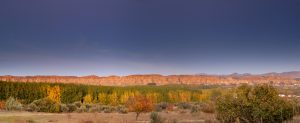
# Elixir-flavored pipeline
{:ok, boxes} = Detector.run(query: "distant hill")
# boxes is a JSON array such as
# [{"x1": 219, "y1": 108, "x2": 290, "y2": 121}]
[
  {"x1": 261, "y1": 71, "x2": 300, "y2": 79},
  {"x1": 0, "y1": 71, "x2": 299, "y2": 86}
]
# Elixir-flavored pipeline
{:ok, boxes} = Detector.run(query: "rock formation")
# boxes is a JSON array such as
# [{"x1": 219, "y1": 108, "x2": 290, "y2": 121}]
[{"x1": 1, "y1": 72, "x2": 300, "y2": 86}]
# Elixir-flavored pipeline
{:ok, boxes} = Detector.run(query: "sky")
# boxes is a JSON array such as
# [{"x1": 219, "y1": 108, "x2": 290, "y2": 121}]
[{"x1": 0, "y1": 0, "x2": 300, "y2": 76}]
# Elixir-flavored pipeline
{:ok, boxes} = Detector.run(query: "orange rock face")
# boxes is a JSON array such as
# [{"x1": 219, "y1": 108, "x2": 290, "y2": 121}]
[{"x1": 0, "y1": 73, "x2": 299, "y2": 86}]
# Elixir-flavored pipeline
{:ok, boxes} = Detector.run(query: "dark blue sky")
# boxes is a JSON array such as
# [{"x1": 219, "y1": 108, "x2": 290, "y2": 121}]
[{"x1": 1, "y1": 0, "x2": 300, "y2": 76}]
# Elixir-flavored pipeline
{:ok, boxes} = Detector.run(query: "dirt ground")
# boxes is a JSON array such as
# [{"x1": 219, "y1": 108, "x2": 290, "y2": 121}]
[
  {"x1": 0, "y1": 111, "x2": 216, "y2": 123},
  {"x1": 0, "y1": 111, "x2": 299, "y2": 123}
]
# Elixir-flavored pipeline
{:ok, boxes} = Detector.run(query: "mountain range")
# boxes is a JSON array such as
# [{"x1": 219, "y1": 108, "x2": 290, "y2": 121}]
[{"x1": 0, "y1": 71, "x2": 299, "y2": 86}]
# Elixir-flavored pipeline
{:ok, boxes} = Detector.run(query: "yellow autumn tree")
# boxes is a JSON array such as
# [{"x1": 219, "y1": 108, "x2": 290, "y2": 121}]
[
  {"x1": 178, "y1": 90, "x2": 191, "y2": 102},
  {"x1": 83, "y1": 94, "x2": 93, "y2": 104},
  {"x1": 146, "y1": 92, "x2": 161, "y2": 103},
  {"x1": 133, "y1": 91, "x2": 141, "y2": 97},
  {"x1": 168, "y1": 91, "x2": 179, "y2": 103},
  {"x1": 192, "y1": 91, "x2": 203, "y2": 102},
  {"x1": 47, "y1": 86, "x2": 61, "y2": 103},
  {"x1": 196, "y1": 90, "x2": 210, "y2": 102},
  {"x1": 108, "y1": 91, "x2": 118, "y2": 106},
  {"x1": 98, "y1": 93, "x2": 107, "y2": 104},
  {"x1": 120, "y1": 91, "x2": 130, "y2": 104}
]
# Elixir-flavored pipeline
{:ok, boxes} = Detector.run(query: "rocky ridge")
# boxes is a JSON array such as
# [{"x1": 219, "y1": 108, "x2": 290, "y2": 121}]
[{"x1": 1, "y1": 71, "x2": 300, "y2": 86}]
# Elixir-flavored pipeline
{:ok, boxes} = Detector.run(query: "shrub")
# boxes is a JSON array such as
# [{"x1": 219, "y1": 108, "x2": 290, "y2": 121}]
[
  {"x1": 154, "y1": 105, "x2": 163, "y2": 112},
  {"x1": 216, "y1": 84, "x2": 294, "y2": 123},
  {"x1": 5, "y1": 97, "x2": 23, "y2": 111},
  {"x1": 67, "y1": 104, "x2": 77, "y2": 112},
  {"x1": 73, "y1": 101, "x2": 82, "y2": 108},
  {"x1": 177, "y1": 102, "x2": 191, "y2": 109},
  {"x1": 30, "y1": 98, "x2": 61, "y2": 113},
  {"x1": 0, "y1": 101, "x2": 6, "y2": 110},
  {"x1": 191, "y1": 105, "x2": 201, "y2": 113},
  {"x1": 150, "y1": 112, "x2": 164, "y2": 123},
  {"x1": 103, "y1": 106, "x2": 115, "y2": 113},
  {"x1": 87, "y1": 104, "x2": 103, "y2": 113},
  {"x1": 49, "y1": 103, "x2": 61, "y2": 113},
  {"x1": 166, "y1": 104, "x2": 174, "y2": 112},
  {"x1": 200, "y1": 102, "x2": 215, "y2": 113},
  {"x1": 88, "y1": 106, "x2": 99, "y2": 113},
  {"x1": 76, "y1": 105, "x2": 87, "y2": 113},
  {"x1": 60, "y1": 104, "x2": 69, "y2": 113},
  {"x1": 99, "y1": 105, "x2": 108, "y2": 112},
  {"x1": 154, "y1": 102, "x2": 168, "y2": 112},
  {"x1": 116, "y1": 105, "x2": 128, "y2": 114},
  {"x1": 25, "y1": 103, "x2": 39, "y2": 112},
  {"x1": 31, "y1": 98, "x2": 52, "y2": 112},
  {"x1": 85, "y1": 104, "x2": 93, "y2": 109}
]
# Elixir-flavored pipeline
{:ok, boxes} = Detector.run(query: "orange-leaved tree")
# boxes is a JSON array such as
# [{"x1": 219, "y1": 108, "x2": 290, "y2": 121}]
[{"x1": 126, "y1": 95, "x2": 154, "y2": 120}]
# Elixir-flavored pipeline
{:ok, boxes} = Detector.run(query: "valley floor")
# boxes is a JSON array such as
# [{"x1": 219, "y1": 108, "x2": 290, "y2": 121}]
[
  {"x1": 0, "y1": 111, "x2": 216, "y2": 123},
  {"x1": 0, "y1": 111, "x2": 299, "y2": 123}
]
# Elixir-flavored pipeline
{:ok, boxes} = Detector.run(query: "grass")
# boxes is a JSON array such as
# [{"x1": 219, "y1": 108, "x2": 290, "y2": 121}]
[{"x1": 0, "y1": 111, "x2": 216, "y2": 123}]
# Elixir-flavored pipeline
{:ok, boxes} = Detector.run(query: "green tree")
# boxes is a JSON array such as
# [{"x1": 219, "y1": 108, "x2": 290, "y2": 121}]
[{"x1": 216, "y1": 84, "x2": 294, "y2": 123}]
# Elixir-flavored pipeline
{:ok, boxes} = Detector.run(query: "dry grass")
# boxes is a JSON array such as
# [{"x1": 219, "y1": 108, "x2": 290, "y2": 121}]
[
  {"x1": 0, "y1": 111, "x2": 217, "y2": 123},
  {"x1": 0, "y1": 111, "x2": 299, "y2": 123}
]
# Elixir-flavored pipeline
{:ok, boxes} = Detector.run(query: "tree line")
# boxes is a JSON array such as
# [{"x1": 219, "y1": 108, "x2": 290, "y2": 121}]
[{"x1": 0, "y1": 81, "x2": 220, "y2": 104}]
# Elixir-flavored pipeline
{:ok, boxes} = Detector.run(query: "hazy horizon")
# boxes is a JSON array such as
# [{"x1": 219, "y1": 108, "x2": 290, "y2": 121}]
[
  {"x1": 1, "y1": 0, "x2": 300, "y2": 76},
  {"x1": 1, "y1": 70, "x2": 300, "y2": 77}
]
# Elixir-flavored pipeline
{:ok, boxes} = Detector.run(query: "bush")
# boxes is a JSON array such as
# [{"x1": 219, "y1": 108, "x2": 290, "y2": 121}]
[
  {"x1": 88, "y1": 106, "x2": 99, "y2": 113},
  {"x1": 31, "y1": 98, "x2": 52, "y2": 112},
  {"x1": 74, "y1": 101, "x2": 82, "y2": 108},
  {"x1": 5, "y1": 97, "x2": 23, "y2": 111},
  {"x1": 103, "y1": 106, "x2": 115, "y2": 113},
  {"x1": 29, "y1": 98, "x2": 61, "y2": 113},
  {"x1": 191, "y1": 105, "x2": 201, "y2": 113},
  {"x1": 60, "y1": 104, "x2": 69, "y2": 113},
  {"x1": 25, "y1": 103, "x2": 39, "y2": 112},
  {"x1": 0, "y1": 101, "x2": 6, "y2": 110},
  {"x1": 67, "y1": 104, "x2": 77, "y2": 112},
  {"x1": 166, "y1": 104, "x2": 174, "y2": 112},
  {"x1": 177, "y1": 102, "x2": 191, "y2": 109},
  {"x1": 29, "y1": 98, "x2": 51, "y2": 112},
  {"x1": 150, "y1": 112, "x2": 164, "y2": 123},
  {"x1": 216, "y1": 84, "x2": 294, "y2": 123},
  {"x1": 76, "y1": 105, "x2": 87, "y2": 113},
  {"x1": 200, "y1": 102, "x2": 215, "y2": 113},
  {"x1": 85, "y1": 104, "x2": 93, "y2": 111},
  {"x1": 154, "y1": 102, "x2": 168, "y2": 112},
  {"x1": 116, "y1": 105, "x2": 128, "y2": 114},
  {"x1": 49, "y1": 103, "x2": 61, "y2": 113}
]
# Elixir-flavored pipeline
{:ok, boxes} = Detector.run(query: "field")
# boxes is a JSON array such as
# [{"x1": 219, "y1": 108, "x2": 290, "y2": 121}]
[
  {"x1": 1, "y1": 112, "x2": 300, "y2": 123},
  {"x1": 0, "y1": 111, "x2": 217, "y2": 123}
]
